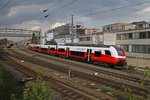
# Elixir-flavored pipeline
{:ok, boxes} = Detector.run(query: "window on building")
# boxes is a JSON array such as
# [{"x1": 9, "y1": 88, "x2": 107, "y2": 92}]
[
  {"x1": 103, "y1": 28, "x2": 105, "y2": 31},
  {"x1": 87, "y1": 37, "x2": 90, "y2": 41},
  {"x1": 122, "y1": 25, "x2": 125, "y2": 29},
  {"x1": 116, "y1": 34, "x2": 121, "y2": 40},
  {"x1": 138, "y1": 45, "x2": 146, "y2": 53},
  {"x1": 94, "y1": 51, "x2": 101, "y2": 57},
  {"x1": 132, "y1": 45, "x2": 149, "y2": 53},
  {"x1": 80, "y1": 38, "x2": 83, "y2": 41},
  {"x1": 139, "y1": 32, "x2": 146, "y2": 39},
  {"x1": 105, "y1": 50, "x2": 111, "y2": 56},
  {"x1": 121, "y1": 34, "x2": 126, "y2": 39},
  {"x1": 139, "y1": 24, "x2": 143, "y2": 28},
  {"x1": 148, "y1": 31, "x2": 150, "y2": 38},
  {"x1": 133, "y1": 32, "x2": 139, "y2": 39},
  {"x1": 58, "y1": 48, "x2": 65, "y2": 52},
  {"x1": 128, "y1": 33, "x2": 132, "y2": 39},
  {"x1": 132, "y1": 45, "x2": 138, "y2": 53},
  {"x1": 120, "y1": 45, "x2": 129, "y2": 52},
  {"x1": 146, "y1": 45, "x2": 150, "y2": 53},
  {"x1": 107, "y1": 27, "x2": 110, "y2": 30}
]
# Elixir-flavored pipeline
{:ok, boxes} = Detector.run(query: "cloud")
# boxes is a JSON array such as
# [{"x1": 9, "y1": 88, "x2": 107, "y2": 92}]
[
  {"x1": 75, "y1": 15, "x2": 92, "y2": 24},
  {"x1": 11, "y1": 20, "x2": 52, "y2": 30},
  {"x1": 7, "y1": 3, "x2": 52, "y2": 17},
  {"x1": 11, "y1": 20, "x2": 66, "y2": 31},
  {"x1": 50, "y1": 22, "x2": 65, "y2": 29},
  {"x1": 136, "y1": 6, "x2": 150, "y2": 14},
  {"x1": 2, "y1": 0, "x2": 150, "y2": 30}
]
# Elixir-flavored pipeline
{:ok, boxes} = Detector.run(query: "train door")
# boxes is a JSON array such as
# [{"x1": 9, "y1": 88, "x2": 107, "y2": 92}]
[
  {"x1": 66, "y1": 47, "x2": 69, "y2": 58},
  {"x1": 87, "y1": 49, "x2": 92, "y2": 62}
]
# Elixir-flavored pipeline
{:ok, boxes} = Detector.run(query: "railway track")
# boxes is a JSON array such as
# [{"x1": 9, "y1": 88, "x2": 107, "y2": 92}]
[
  {"x1": 4, "y1": 54, "x2": 105, "y2": 100},
  {"x1": 20, "y1": 48, "x2": 150, "y2": 86},
  {"x1": 7, "y1": 48, "x2": 149, "y2": 97}
]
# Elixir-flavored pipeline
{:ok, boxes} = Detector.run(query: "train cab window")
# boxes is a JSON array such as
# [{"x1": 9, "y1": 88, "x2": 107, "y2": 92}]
[
  {"x1": 94, "y1": 51, "x2": 101, "y2": 57},
  {"x1": 115, "y1": 47, "x2": 125, "y2": 56},
  {"x1": 105, "y1": 50, "x2": 111, "y2": 56},
  {"x1": 58, "y1": 48, "x2": 65, "y2": 52},
  {"x1": 50, "y1": 48, "x2": 55, "y2": 51}
]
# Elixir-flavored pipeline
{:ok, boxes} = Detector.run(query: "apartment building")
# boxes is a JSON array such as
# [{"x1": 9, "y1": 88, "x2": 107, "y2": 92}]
[{"x1": 103, "y1": 23, "x2": 136, "y2": 32}]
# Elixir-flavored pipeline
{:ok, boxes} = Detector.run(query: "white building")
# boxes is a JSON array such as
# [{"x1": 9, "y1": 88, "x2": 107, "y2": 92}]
[
  {"x1": 116, "y1": 28, "x2": 150, "y2": 58},
  {"x1": 116, "y1": 28, "x2": 150, "y2": 68},
  {"x1": 78, "y1": 32, "x2": 116, "y2": 46}
]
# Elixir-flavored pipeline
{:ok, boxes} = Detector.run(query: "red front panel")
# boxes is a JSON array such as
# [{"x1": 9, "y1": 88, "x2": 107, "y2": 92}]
[
  {"x1": 91, "y1": 53, "x2": 126, "y2": 65},
  {"x1": 91, "y1": 53, "x2": 117, "y2": 64}
]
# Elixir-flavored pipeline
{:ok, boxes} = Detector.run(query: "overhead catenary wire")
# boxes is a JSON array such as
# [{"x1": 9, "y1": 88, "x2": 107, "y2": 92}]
[
  {"x1": 83, "y1": 0, "x2": 150, "y2": 17},
  {"x1": 70, "y1": 0, "x2": 150, "y2": 23},
  {"x1": 44, "y1": 0, "x2": 78, "y2": 18},
  {"x1": 30, "y1": 0, "x2": 64, "y2": 20},
  {"x1": 42, "y1": 0, "x2": 150, "y2": 25},
  {"x1": 0, "y1": 0, "x2": 11, "y2": 13},
  {"x1": 43, "y1": 0, "x2": 64, "y2": 12}
]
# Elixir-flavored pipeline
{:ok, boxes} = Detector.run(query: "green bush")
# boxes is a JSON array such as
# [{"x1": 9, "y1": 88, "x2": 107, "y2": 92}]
[{"x1": 23, "y1": 77, "x2": 51, "y2": 100}]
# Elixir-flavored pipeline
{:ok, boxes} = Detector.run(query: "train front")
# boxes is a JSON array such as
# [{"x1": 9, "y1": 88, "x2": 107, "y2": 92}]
[{"x1": 113, "y1": 46, "x2": 127, "y2": 66}]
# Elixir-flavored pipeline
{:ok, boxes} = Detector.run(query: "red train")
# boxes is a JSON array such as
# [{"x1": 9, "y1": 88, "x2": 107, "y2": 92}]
[{"x1": 28, "y1": 44, "x2": 127, "y2": 67}]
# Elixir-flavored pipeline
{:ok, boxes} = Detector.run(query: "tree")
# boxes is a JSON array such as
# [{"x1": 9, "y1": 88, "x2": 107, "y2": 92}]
[
  {"x1": 23, "y1": 77, "x2": 51, "y2": 100},
  {"x1": 141, "y1": 68, "x2": 150, "y2": 100},
  {"x1": 46, "y1": 39, "x2": 57, "y2": 45},
  {"x1": 0, "y1": 38, "x2": 7, "y2": 45},
  {"x1": 31, "y1": 33, "x2": 38, "y2": 44}
]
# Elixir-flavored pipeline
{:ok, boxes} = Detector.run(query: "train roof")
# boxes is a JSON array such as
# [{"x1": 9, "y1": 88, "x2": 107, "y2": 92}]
[
  {"x1": 40, "y1": 45, "x2": 49, "y2": 48},
  {"x1": 65, "y1": 44, "x2": 112, "y2": 48}
]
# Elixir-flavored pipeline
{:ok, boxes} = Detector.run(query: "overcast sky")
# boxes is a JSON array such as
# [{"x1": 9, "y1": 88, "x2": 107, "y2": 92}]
[{"x1": 1, "y1": 0, "x2": 150, "y2": 30}]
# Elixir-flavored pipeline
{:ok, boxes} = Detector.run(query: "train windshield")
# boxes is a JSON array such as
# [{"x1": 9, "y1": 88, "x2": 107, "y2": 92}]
[{"x1": 115, "y1": 47, "x2": 125, "y2": 56}]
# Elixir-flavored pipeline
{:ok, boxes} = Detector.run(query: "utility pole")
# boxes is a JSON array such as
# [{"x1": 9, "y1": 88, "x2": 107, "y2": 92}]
[
  {"x1": 71, "y1": 14, "x2": 74, "y2": 28},
  {"x1": 70, "y1": 14, "x2": 74, "y2": 43}
]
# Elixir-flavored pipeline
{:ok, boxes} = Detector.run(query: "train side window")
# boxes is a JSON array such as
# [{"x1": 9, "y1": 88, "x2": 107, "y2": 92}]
[
  {"x1": 50, "y1": 48, "x2": 55, "y2": 51},
  {"x1": 105, "y1": 50, "x2": 111, "y2": 56},
  {"x1": 58, "y1": 48, "x2": 65, "y2": 52},
  {"x1": 41, "y1": 48, "x2": 47, "y2": 51},
  {"x1": 71, "y1": 51, "x2": 84, "y2": 56},
  {"x1": 94, "y1": 51, "x2": 101, "y2": 57},
  {"x1": 79, "y1": 52, "x2": 84, "y2": 56}
]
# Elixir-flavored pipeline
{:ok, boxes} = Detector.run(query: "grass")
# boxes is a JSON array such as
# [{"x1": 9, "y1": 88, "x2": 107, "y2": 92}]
[
  {"x1": 0, "y1": 60, "x2": 25, "y2": 100},
  {"x1": 100, "y1": 86, "x2": 114, "y2": 93}
]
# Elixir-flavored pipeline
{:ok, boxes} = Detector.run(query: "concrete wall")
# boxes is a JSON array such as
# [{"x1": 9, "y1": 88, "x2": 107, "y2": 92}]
[
  {"x1": 103, "y1": 32, "x2": 116, "y2": 45},
  {"x1": 116, "y1": 39, "x2": 150, "y2": 45},
  {"x1": 127, "y1": 56, "x2": 150, "y2": 68}
]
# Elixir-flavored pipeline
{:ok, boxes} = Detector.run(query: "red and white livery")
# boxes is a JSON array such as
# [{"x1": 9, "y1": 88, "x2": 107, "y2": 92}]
[{"x1": 28, "y1": 44, "x2": 127, "y2": 67}]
